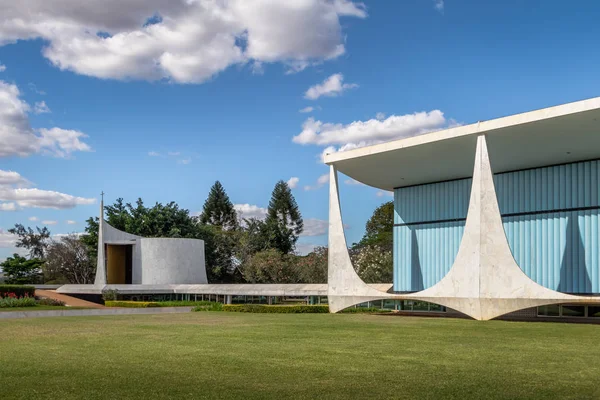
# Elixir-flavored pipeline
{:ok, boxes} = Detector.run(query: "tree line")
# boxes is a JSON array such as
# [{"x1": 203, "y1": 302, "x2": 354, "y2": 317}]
[{"x1": 1, "y1": 180, "x2": 393, "y2": 285}]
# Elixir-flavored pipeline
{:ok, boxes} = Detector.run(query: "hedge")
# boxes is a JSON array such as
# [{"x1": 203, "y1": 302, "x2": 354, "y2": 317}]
[
  {"x1": 222, "y1": 304, "x2": 329, "y2": 313},
  {"x1": 0, "y1": 285, "x2": 35, "y2": 298},
  {"x1": 0, "y1": 296, "x2": 37, "y2": 308},
  {"x1": 192, "y1": 302, "x2": 223, "y2": 312},
  {"x1": 340, "y1": 307, "x2": 392, "y2": 314},
  {"x1": 104, "y1": 301, "x2": 160, "y2": 308}
]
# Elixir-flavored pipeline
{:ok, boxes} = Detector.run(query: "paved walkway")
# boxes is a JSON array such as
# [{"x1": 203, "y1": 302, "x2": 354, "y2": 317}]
[
  {"x1": 0, "y1": 306, "x2": 194, "y2": 320},
  {"x1": 35, "y1": 290, "x2": 105, "y2": 309}
]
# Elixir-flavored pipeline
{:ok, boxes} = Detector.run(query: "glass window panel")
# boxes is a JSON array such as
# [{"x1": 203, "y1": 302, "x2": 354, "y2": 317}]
[
  {"x1": 587, "y1": 306, "x2": 600, "y2": 318},
  {"x1": 537, "y1": 305, "x2": 560, "y2": 316},
  {"x1": 561, "y1": 305, "x2": 585, "y2": 317}
]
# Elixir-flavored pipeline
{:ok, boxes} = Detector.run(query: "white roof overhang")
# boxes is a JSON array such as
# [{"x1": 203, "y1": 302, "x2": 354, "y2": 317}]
[{"x1": 325, "y1": 97, "x2": 600, "y2": 190}]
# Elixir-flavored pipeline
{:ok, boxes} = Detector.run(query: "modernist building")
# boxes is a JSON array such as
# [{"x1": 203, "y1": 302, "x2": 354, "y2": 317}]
[
  {"x1": 325, "y1": 97, "x2": 600, "y2": 320},
  {"x1": 93, "y1": 198, "x2": 208, "y2": 286}
]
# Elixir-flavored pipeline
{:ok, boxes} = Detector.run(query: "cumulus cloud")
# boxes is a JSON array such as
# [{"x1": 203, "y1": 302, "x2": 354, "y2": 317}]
[
  {"x1": 0, "y1": 170, "x2": 30, "y2": 187},
  {"x1": 0, "y1": 170, "x2": 95, "y2": 209},
  {"x1": 299, "y1": 106, "x2": 314, "y2": 113},
  {"x1": 42, "y1": 220, "x2": 58, "y2": 225},
  {"x1": 0, "y1": 0, "x2": 366, "y2": 84},
  {"x1": 287, "y1": 177, "x2": 300, "y2": 189},
  {"x1": 167, "y1": 151, "x2": 180, "y2": 156},
  {"x1": 345, "y1": 178, "x2": 365, "y2": 186},
  {"x1": 66, "y1": 220, "x2": 77, "y2": 225},
  {"x1": 304, "y1": 173, "x2": 329, "y2": 191},
  {"x1": 33, "y1": 100, "x2": 51, "y2": 114},
  {"x1": 0, "y1": 228, "x2": 16, "y2": 248},
  {"x1": 148, "y1": 151, "x2": 161, "y2": 156},
  {"x1": 234, "y1": 203, "x2": 268, "y2": 220},
  {"x1": 434, "y1": 0, "x2": 444, "y2": 13},
  {"x1": 304, "y1": 73, "x2": 358, "y2": 100},
  {"x1": 177, "y1": 158, "x2": 191, "y2": 165},
  {"x1": 294, "y1": 111, "x2": 446, "y2": 146},
  {"x1": 0, "y1": 63, "x2": 5, "y2": 72},
  {"x1": 301, "y1": 218, "x2": 328, "y2": 236},
  {"x1": 0, "y1": 81, "x2": 91, "y2": 158},
  {"x1": 29, "y1": 216, "x2": 38, "y2": 221},
  {"x1": 0, "y1": 202, "x2": 16, "y2": 211}
]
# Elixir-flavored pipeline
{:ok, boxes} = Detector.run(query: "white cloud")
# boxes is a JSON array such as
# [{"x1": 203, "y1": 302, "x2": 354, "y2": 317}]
[
  {"x1": 28, "y1": 83, "x2": 46, "y2": 95},
  {"x1": 294, "y1": 111, "x2": 446, "y2": 146},
  {"x1": 434, "y1": 0, "x2": 444, "y2": 13},
  {"x1": 0, "y1": 81, "x2": 91, "y2": 158},
  {"x1": 299, "y1": 106, "x2": 314, "y2": 113},
  {"x1": 301, "y1": 218, "x2": 328, "y2": 237},
  {"x1": 0, "y1": 64, "x2": 5, "y2": 72},
  {"x1": 178, "y1": 158, "x2": 191, "y2": 165},
  {"x1": 29, "y1": 216, "x2": 38, "y2": 221},
  {"x1": 33, "y1": 100, "x2": 51, "y2": 114},
  {"x1": 287, "y1": 177, "x2": 300, "y2": 189},
  {"x1": 295, "y1": 242, "x2": 319, "y2": 256},
  {"x1": 0, "y1": 0, "x2": 366, "y2": 84},
  {"x1": 148, "y1": 151, "x2": 161, "y2": 157},
  {"x1": 42, "y1": 220, "x2": 58, "y2": 225},
  {"x1": 0, "y1": 202, "x2": 16, "y2": 211},
  {"x1": 167, "y1": 151, "x2": 180, "y2": 156},
  {"x1": 0, "y1": 170, "x2": 30, "y2": 187},
  {"x1": 234, "y1": 203, "x2": 268, "y2": 220},
  {"x1": 0, "y1": 228, "x2": 16, "y2": 248},
  {"x1": 66, "y1": 220, "x2": 77, "y2": 225},
  {"x1": 375, "y1": 112, "x2": 385, "y2": 121},
  {"x1": 376, "y1": 190, "x2": 393, "y2": 198},
  {"x1": 304, "y1": 73, "x2": 358, "y2": 100},
  {"x1": 0, "y1": 187, "x2": 95, "y2": 209},
  {"x1": 345, "y1": 178, "x2": 364, "y2": 186},
  {"x1": 304, "y1": 173, "x2": 329, "y2": 191}
]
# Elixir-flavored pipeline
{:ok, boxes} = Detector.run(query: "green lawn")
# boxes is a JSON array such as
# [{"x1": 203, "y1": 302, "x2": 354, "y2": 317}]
[{"x1": 0, "y1": 313, "x2": 599, "y2": 399}]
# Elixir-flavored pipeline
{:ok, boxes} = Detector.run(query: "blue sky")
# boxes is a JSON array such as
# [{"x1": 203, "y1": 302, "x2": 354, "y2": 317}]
[{"x1": 1, "y1": 0, "x2": 600, "y2": 260}]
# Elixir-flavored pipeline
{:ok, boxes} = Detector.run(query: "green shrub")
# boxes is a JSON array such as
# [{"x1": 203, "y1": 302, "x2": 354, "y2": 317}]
[
  {"x1": 104, "y1": 301, "x2": 160, "y2": 308},
  {"x1": 0, "y1": 285, "x2": 35, "y2": 298},
  {"x1": 102, "y1": 288, "x2": 119, "y2": 301},
  {"x1": 340, "y1": 307, "x2": 391, "y2": 314},
  {"x1": 222, "y1": 304, "x2": 329, "y2": 313},
  {"x1": 0, "y1": 296, "x2": 37, "y2": 308},
  {"x1": 37, "y1": 297, "x2": 66, "y2": 307},
  {"x1": 192, "y1": 302, "x2": 223, "y2": 312},
  {"x1": 156, "y1": 300, "x2": 220, "y2": 307}
]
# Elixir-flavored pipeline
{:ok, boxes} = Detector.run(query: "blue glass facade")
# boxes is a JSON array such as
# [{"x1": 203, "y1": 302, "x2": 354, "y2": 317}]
[{"x1": 393, "y1": 160, "x2": 600, "y2": 294}]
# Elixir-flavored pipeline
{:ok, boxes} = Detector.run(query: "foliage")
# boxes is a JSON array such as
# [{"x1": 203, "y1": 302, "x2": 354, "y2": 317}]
[
  {"x1": 238, "y1": 249, "x2": 299, "y2": 283},
  {"x1": 263, "y1": 180, "x2": 303, "y2": 254},
  {"x1": 101, "y1": 288, "x2": 119, "y2": 301},
  {"x1": 104, "y1": 301, "x2": 160, "y2": 308},
  {"x1": 37, "y1": 297, "x2": 66, "y2": 307},
  {"x1": 0, "y1": 285, "x2": 36, "y2": 298},
  {"x1": 192, "y1": 302, "x2": 224, "y2": 312},
  {"x1": 357, "y1": 201, "x2": 393, "y2": 251},
  {"x1": 295, "y1": 246, "x2": 328, "y2": 283},
  {"x1": 0, "y1": 254, "x2": 44, "y2": 284},
  {"x1": 45, "y1": 235, "x2": 95, "y2": 284},
  {"x1": 8, "y1": 224, "x2": 51, "y2": 259},
  {"x1": 352, "y1": 245, "x2": 393, "y2": 283},
  {"x1": 222, "y1": 304, "x2": 329, "y2": 313},
  {"x1": 0, "y1": 293, "x2": 37, "y2": 308},
  {"x1": 199, "y1": 181, "x2": 239, "y2": 230},
  {"x1": 153, "y1": 300, "x2": 220, "y2": 307}
]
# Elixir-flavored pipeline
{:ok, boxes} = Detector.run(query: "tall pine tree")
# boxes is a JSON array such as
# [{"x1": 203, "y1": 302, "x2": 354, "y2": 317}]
[
  {"x1": 263, "y1": 180, "x2": 303, "y2": 254},
  {"x1": 200, "y1": 181, "x2": 239, "y2": 230}
]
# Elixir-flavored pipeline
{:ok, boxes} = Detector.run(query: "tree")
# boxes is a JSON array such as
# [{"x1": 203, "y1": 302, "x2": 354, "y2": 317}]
[
  {"x1": 238, "y1": 249, "x2": 299, "y2": 283},
  {"x1": 199, "y1": 181, "x2": 238, "y2": 230},
  {"x1": 263, "y1": 180, "x2": 303, "y2": 254},
  {"x1": 0, "y1": 254, "x2": 44, "y2": 284},
  {"x1": 46, "y1": 235, "x2": 95, "y2": 284},
  {"x1": 8, "y1": 224, "x2": 51, "y2": 259},
  {"x1": 357, "y1": 201, "x2": 393, "y2": 251},
  {"x1": 352, "y1": 245, "x2": 393, "y2": 283},
  {"x1": 295, "y1": 246, "x2": 328, "y2": 283}
]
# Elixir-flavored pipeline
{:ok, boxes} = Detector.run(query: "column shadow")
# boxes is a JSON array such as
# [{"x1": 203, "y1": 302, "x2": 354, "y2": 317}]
[
  {"x1": 410, "y1": 229, "x2": 425, "y2": 291},
  {"x1": 557, "y1": 214, "x2": 592, "y2": 294}
]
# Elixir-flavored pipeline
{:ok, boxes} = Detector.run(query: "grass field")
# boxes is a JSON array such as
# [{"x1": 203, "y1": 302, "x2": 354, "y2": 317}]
[{"x1": 1, "y1": 313, "x2": 599, "y2": 399}]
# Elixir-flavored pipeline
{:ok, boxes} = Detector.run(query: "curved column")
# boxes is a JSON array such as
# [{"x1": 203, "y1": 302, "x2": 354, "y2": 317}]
[{"x1": 327, "y1": 165, "x2": 394, "y2": 313}]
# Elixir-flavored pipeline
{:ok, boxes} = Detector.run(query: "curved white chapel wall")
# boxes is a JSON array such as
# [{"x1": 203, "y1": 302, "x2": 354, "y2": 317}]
[{"x1": 136, "y1": 238, "x2": 207, "y2": 285}]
